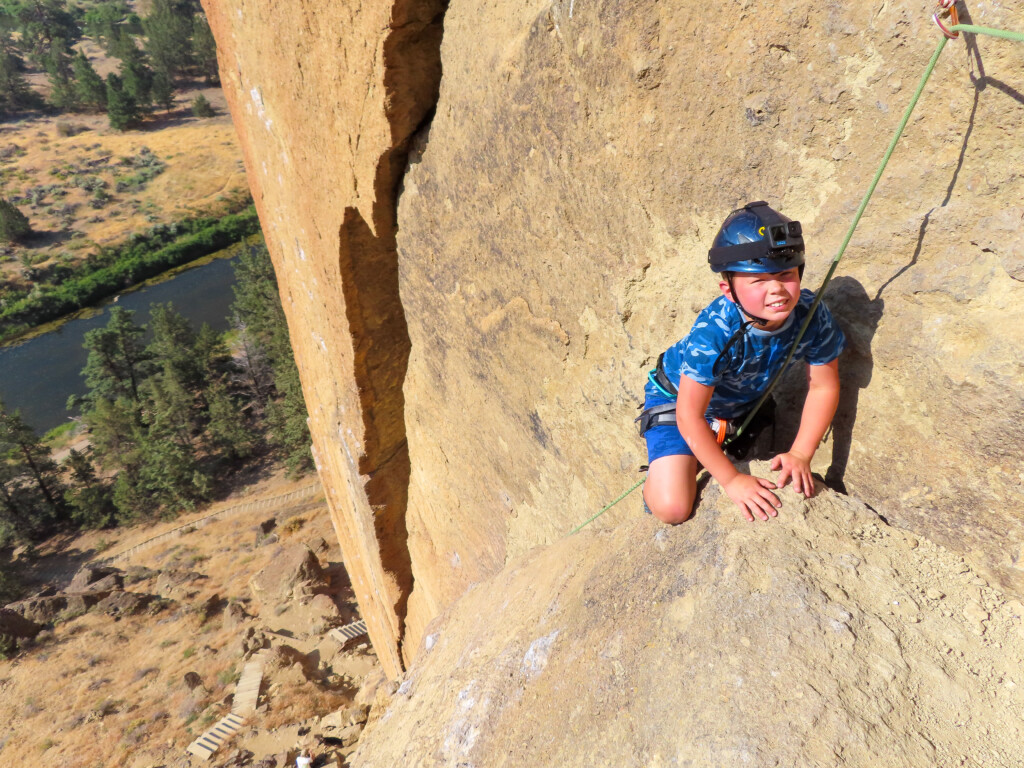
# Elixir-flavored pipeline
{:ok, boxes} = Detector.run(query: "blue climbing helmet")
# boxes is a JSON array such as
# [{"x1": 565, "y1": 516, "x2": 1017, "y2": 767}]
[{"x1": 707, "y1": 201, "x2": 805, "y2": 274}]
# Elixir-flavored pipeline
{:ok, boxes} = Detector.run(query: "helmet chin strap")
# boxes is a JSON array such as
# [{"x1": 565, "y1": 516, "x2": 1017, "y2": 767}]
[{"x1": 726, "y1": 274, "x2": 769, "y2": 327}]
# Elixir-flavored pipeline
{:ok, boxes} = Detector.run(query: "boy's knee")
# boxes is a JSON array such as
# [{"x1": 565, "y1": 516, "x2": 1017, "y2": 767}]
[{"x1": 644, "y1": 492, "x2": 693, "y2": 525}]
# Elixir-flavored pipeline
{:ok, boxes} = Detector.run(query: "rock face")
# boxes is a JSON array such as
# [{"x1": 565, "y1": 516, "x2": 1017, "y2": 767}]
[
  {"x1": 203, "y1": 0, "x2": 445, "y2": 678},
  {"x1": 351, "y1": 470, "x2": 1024, "y2": 767},
  {"x1": 203, "y1": 0, "x2": 1024, "y2": 675}
]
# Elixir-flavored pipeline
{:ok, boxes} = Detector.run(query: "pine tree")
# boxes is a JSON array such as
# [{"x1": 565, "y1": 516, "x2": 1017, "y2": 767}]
[
  {"x1": 0, "y1": 198, "x2": 31, "y2": 243},
  {"x1": 81, "y1": 307, "x2": 152, "y2": 404},
  {"x1": 8, "y1": 0, "x2": 80, "y2": 68},
  {"x1": 191, "y1": 12, "x2": 218, "y2": 84},
  {"x1": 105, "y1": 72, "x2": 140, "y2": 130},
  {"x1": 82, "y1": 2, "x2": 139, "y2": 59},
  {"x1": 0, "y1": 399, "x2": 64, "y2": 535},
  {"x1": 62, "y1": 448, "x2": 116, "y2": 529},
  {"x1": 230, "y1": 242, "x2": 312, "y2": 474},
  {"x1": 0, "y1": 30, "x2": 33, "y2": 115},
  {"x1": 147, "y1": 303, "x2": 203, "y2": 392},
  {"x1": 206, "y1": 381, "x2": 253, "y2": 461},
  {"x1": 43, "y1": 35, "x2": 76, "y2": 109},
  {"x1": 190, "y1": 92, "x2": 213, "y2": 118},
  {"x1": 119, "y1": 48, "x2": 153, "y2": 108},
  {"x1": 71, "y1": 51, "x2": 106, "y2": 112},
  {"x1": 142, "y1": 0, "x2": 194, "y2": 81},
  {"x1": 151, "y1": 68, "x2": 174, "y2": 113}
]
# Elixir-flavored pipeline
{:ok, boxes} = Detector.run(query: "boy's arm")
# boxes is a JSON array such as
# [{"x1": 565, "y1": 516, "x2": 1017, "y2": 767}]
[
  {"x1": 770, "y1": 358, "x2": 841, "y2": 497},
  {"x1": 676, "y1": 376, "x2": 781, "y2": 522}
]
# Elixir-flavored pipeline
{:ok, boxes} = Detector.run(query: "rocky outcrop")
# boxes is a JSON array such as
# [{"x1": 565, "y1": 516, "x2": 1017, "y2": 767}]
[
  {"x1": 203, "y1": 0, "x2": 445, "y2": 678},
  {"x1": 203, "y1": 0, "x2": 1024, "y2": 677},
  {"x1": 249, "y1": 544, "x2": 325, "y2": 606},
  {"x1": 351, "y1": 469, "x2": 1024, "y2": 767}
]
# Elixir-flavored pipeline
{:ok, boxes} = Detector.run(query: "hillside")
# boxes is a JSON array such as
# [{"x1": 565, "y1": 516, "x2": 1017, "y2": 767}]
[
  {"x1": 0, "y1": 105, "x2": 247, "y2": 289},
  {"x1": 0, "y1": 468, "x2": 383, "y2": 768}
]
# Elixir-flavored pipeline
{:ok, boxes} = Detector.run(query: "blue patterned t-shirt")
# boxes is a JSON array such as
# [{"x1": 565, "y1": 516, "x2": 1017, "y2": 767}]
[{"x1": 645, "y1": 290, "x2": 846, "y2": 420}]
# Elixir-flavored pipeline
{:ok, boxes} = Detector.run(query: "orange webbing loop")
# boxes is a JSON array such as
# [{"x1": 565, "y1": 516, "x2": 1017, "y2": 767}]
[{"x1": 712, "y1": 419, "x2": 728, "y2": 445}]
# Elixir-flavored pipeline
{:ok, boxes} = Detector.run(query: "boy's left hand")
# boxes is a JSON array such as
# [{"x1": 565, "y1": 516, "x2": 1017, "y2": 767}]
[{"x1": 770, "y1": 452, "x2": 815, "y2": 498}]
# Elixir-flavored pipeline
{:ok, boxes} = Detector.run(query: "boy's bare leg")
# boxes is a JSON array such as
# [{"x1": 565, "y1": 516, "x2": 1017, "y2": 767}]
[{"x1": 643, "y1": 454, "x2": 700, "y2": 524}]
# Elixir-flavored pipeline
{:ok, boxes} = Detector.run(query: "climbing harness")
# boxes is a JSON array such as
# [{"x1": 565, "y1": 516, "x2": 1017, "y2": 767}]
[
  {"x1": 635, "y1": 401, "x2": 733, "y2": 446},
  {"x1": 568, "y1": 13, "x2": 1024, "y2": 534}
]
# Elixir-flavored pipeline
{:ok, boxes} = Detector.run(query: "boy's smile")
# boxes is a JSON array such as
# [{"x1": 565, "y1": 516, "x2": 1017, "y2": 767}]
[{"x1": 720, "y1": 268, "x2": 802, "y2": 331}]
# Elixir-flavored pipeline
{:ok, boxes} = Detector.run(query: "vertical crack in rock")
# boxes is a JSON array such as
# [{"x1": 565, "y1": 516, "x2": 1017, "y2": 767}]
[{"x1": 337, "y1": 0, "x2": 446, "y2": 666}]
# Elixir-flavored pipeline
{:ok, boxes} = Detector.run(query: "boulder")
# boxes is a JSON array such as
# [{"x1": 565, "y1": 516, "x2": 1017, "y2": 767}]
[
  {"x1": 67, "y1": 565, "x2": 122, "y2": 593},
  {"x1": 95, "y1": 591, "x2": 154, "y2": 617},
  {"x1": 183, "y1": 671, "x2": 204, "y2": 690},
  {"x1": 0, "y1": 608, "x2": 43, "y2": 640},
  {"x1": 154, "y1": 569, "x2": 206, "y2": 599},
  {"x1": 248, "y1": 545, "x2": 325, "y2": 606},
  {"x1": 6, "y1": 595, "x2": 68, "y2": 624},
  {"x1": 223, "y1": 601, "x2": 250, "y2": 629}
]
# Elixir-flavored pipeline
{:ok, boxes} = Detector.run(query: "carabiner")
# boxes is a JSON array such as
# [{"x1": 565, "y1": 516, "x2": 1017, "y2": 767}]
[{"x1": 933, "y1": 0, "x2": 960, "y2": 39}]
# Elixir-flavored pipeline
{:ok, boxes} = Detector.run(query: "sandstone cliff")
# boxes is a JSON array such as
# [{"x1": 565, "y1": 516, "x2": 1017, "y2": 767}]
[
  {"x1": 351, "y1": 470, "x2": 1024, "y2": 767},
  {"x1": 203, "y1": 0, "x2": 1024, "y2": 679}
]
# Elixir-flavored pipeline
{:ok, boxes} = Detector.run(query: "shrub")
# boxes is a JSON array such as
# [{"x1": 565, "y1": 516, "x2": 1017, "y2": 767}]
[
  {"x1": 55, "y1": 122, "x2": 87, "y2": 138},
  {"x1": 0, "y1": 198, "x2": 31, "y2": 242},
  {"x1": 191, "y1": 93, "x2": 215, "y2": 118}
]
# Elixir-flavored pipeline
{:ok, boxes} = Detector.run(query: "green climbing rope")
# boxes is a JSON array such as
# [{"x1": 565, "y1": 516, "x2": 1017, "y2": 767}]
[
  {"x1": 569, "y1": 21, "x2": 1024, "y2": 534},
  {"x1": 569, "y1": 477, "x2": 645, "y2": 535},
  {"x1": 730, "y1": 22, "x2": 1024, "y2": 442}
]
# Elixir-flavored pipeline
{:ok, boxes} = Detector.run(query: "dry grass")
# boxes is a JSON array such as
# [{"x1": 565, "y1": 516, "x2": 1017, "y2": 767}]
[
  {"x1": 0, "y1": 102, "x2": 247, "y2": 289},
  {"x1": 0, "y1": 467, "x2": 372, "y2": 768}
]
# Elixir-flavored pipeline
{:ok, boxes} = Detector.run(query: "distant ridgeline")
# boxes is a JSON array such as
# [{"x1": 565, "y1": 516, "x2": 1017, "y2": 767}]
[{"x1": 0, "y1": 205, "x2": 261, "y2": 344}]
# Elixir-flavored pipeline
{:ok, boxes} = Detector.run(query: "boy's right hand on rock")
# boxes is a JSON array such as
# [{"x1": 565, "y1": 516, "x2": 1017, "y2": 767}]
[{"x1": 724, "y1": 474, "x2": 781, "y2": 522}]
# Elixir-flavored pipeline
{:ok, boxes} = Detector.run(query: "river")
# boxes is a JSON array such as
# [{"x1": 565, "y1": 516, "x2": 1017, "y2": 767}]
[{"x1": 0, "y1": 254, "x2": 239, "y2": 435}]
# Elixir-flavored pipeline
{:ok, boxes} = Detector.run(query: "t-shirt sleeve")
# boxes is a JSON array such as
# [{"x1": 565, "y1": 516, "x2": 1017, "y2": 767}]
[
  {"x1": 676, "y1": 303, "x2": 733, "y2": 386},
  {"x1": 799, "y1": 299, "x2": 847, "y2": 365}
]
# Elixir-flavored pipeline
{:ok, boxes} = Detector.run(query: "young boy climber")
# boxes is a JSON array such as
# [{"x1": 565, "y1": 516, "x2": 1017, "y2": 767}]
[{"x1": 638, "y1": 201, "x2": 846, "y2": 523}]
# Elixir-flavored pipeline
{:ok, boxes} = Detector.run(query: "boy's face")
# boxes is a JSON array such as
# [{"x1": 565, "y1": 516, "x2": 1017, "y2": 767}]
[{"x1": 719, "y1": 268, "x2": 801, "y2": 330}]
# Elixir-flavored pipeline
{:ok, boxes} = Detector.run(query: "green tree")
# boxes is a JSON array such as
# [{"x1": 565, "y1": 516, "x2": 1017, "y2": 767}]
[
  {"x1": 0, "y1": 399, "x2": 64, "y2": 537},
  {"x1": 71, "y1": 51, "x2": 106, "y2": 111},
  {"x1": 205, "y1": 381, "x2": 253, "y2": 461},
  {"x1": 0, "y1": 457, "x2": 33, "y2": 540},
  {"x1": 151, "y1": 68, "x2": 173, "y2": 113},
  {"x1": 147, "y1": 303, "x2": 203, "y2": 391},
  {"x1": 42, "y1": 33, "x2": 75, "y2": 109},
  {"x1": 105, "y1": 72, "x2": 140, "y2": 130},
  {"x1": 231, "y1": 241, "x2": 312, "y2": 474},
  {"x1": 190, "y1": 92, "x2": 213, "y2": 117},
  {"x1": 62, "y1": 447, "x2": 116, "y2": 528},
  {"x1": 119, "y1": 47, "x2": 153, "y2": 108},
  {"x1": 142, "y1": 0, "x2": 193, "y2": 81},
  {"x1": 0, "y1": 30, "x2": 33, "y2": 115},
  {"x1": 191, "y1": 11, "x2": 218, "y2": 84},
  {"x1": 82, "y1": 1, "x2": 139, "y2": 59},
  {"x1": 0, "y1": 558, "x2": 20, "y2": 604},
  {"x1": 7, "y1": 0, "x2": 80, "y2": 67},
  {"x1": 81, "y1": 307, "x2": 152, "y2": 404},
  {"x1": 0, "y1": 198, "x2": 31, "y2": 243}
]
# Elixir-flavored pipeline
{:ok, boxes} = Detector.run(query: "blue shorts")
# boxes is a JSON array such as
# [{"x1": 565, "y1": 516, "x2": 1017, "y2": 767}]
[
  {"x1": 642, "y1": 393, "x2": 695, "y2": 462},
  {"x1": 645, "y1": 422, "x2": 694, "y2": 462}
]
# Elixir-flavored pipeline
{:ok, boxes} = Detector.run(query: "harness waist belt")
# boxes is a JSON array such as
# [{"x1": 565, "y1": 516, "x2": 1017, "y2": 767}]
[{"x1": 635, "y1": 403, "x2": 734, "y2": 445}]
